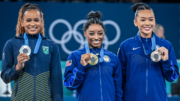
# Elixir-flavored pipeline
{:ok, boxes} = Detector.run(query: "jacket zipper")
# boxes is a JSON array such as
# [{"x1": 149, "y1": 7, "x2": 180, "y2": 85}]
[
  {"x1": 146, "y1": 38, "x2": 148, "y2": 101},
  {"x1": 34, "y1": 56, "x2": 36, "y2": 101},
  {"x1": 146, "y1": 58, "x2": 148, "y2": 101},
  {"x1": 32, "y1": 38, "x2": 36, "y2": 101},
  {"x1": 99, "y1": 65, "x2": 103, "y2": 101}
]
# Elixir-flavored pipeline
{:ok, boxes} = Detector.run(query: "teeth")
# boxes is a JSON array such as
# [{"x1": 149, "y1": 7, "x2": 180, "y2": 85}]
[
  {"x1": 30, "y1": 28, "x2": 36, "y2": 30},
  {"x1": 145, "y1": 28, "x2": 150, "y2": 30},
  {"x1": 93, "y1": 41, "x2": 99, "y2": 43}
]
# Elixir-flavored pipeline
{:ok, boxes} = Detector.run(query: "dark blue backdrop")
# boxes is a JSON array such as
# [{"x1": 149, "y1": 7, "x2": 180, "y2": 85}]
[
  {"x1": 0, "y1": 2, "x2": 180, "y2": 101},
  {"x1": 0, "y1": 3, "x2": 179, "y2": 60}
]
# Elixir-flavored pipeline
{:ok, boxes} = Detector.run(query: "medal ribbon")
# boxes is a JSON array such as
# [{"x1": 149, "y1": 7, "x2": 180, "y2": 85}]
[
  {"x1": 85, "y1": 43, "x2": 104, "y2": 63},
  {"x1": 137, "y1": 31, "x2": 156, "y2": 55},
  {"x1": 24, "y1": 33, "x2": 42, "y2": 54}
]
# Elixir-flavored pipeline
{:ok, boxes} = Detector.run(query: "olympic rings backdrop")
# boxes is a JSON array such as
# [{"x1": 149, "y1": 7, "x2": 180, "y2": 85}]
[
  {"x1": 0, "y1": 2, "x2": 180, "y2": 101},
  {"x1": 0, "y1": 3, "x2": 179, "y2": 60}
]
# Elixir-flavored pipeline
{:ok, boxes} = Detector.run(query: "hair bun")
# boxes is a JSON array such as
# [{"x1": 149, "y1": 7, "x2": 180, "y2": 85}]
[
  {"x1": 132, "y1": 3, "x2": 147, "y2": 13},
  {"x1": 88, "y1": 11, "x2": 102, "y2": 20}
]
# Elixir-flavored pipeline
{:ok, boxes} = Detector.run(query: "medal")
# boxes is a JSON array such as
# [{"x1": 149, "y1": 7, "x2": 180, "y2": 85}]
[
  {"x1": 150, "y1": 45, "x2": 161, "y2": 62},
  {"x1": 20, "y1": 33, "x2": 42, "y2": 56},
  {"x1": 88, "y1": 53, "x2": 98, "y2": 65},
  {"x1": 19, "y1": 45, "x2": 31, "y2": 56},
  {"x1": 85, "y1": 43, "x2": 104, "y2": 66},
  {"x1": 137, "y1": 32, "x2": 161, "y2": 62},
  {"x1": 150, "y1": 51, "x2": 161, "y2": 62}
]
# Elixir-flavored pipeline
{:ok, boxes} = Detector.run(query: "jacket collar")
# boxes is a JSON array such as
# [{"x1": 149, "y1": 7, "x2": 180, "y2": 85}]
[
  {"x1": 135, "y1": 31, "x2": 159, "y2": 41},
  {"x1": 15, "y1": 33, "x2": 47, "y2": 39}
]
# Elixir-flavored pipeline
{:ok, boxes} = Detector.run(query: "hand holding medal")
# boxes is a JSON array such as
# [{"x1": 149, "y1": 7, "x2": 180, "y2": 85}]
[
  {"x1": 80, "y1": 53, "x2": 99, "y2": 66},
  {"x1": 16, "y1": 53, "x2": 30, "y2": 71},
  {"x1": 88, "y1": 53, "x2": 98, "y2": 65},
  {"x1": 81, "y1": 53, "x2": 91, "y2": 66},
  {"x1": 157, "y1": 47, "x2": 168, "y2": 61},
  {"x1": 137, "y1": 32, "x2": 169, "y2": 62},
  {"x1": 151, "y1": 46, "x2": 168, "y2": 62},
  {"x1": 19, "y1": 45, "x2": 31, "y2": 62}
]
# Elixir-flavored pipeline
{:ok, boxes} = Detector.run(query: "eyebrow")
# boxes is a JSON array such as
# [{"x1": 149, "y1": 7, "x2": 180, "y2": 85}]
[
  {"x1": 25, "y1": 17, "x2": 40, "y2": 19},
  {"x1": 140, "y1": 17, "x2": 154, "y2": 19},
  {"x1": 89, "y1": 30, "x2": 103, "y2": 32},
  {"x1": 25, "y1": 18, "x2": 31, "y2": 19},
  {"x1": 89, "y1": 31, "x2": 94, "y2": 32}
]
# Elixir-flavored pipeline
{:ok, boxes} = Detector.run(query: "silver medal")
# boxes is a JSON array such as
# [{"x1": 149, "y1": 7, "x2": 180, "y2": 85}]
[
  {"x1": 19, "y1": 45, "x2": 31, "y2": 56},
  {"x1": 150, "y1": 51, "x2": 161, "y2": 62}
]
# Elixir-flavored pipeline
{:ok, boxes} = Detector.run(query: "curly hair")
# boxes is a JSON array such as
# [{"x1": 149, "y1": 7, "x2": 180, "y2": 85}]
[{"x1": 16, "y1": 3, "x2": 45, "y2": 37}]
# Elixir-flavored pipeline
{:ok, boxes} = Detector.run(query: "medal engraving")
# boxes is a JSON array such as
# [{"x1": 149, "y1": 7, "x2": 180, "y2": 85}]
[
  {"x1": 88, "y1": 54, "x2": 98, "y2": 65},
  {"x1": 151, "y1": 51, "x2": 161, "y2": 62},
  {"x1": 19, "y1": 45, "x2": 31, "y2": 56}
]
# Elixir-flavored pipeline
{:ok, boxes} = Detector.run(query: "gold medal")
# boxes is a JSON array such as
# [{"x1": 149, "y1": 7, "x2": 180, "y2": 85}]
[
  {"x1": 150, "y1": 51, "x2": 161, "y2": 62},
  {"x1": 88, "y1": 53, "x2": 98, "y2": 65},
  {"x1": 19, "y1": 45, "x2": 31, "y2": 56}
]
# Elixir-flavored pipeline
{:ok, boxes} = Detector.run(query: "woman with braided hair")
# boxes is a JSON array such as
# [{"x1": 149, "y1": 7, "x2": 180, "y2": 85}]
[
  {"x1": 1, "y1": 3, "x2": 63, "y2": 101},
  {"x1": 64, "y1": 11, "x2": 123, "y2": 101}
]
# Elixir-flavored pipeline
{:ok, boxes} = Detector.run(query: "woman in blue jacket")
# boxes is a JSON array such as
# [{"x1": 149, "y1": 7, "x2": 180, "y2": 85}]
[
  {"x1": 117, "y1": 3, "x2": 179, "y2": 101},
  {"x1": 64, "y1": 11, "x2": 123, "y2": 101},
  {"x1": 1, "y1": 3, "x2": 63, "y2": 101}
]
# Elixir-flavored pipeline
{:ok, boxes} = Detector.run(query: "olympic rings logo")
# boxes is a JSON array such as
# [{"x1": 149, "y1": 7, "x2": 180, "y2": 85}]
[{"x1": 49, "y1": 19, "x2": 121, "y2": 54}]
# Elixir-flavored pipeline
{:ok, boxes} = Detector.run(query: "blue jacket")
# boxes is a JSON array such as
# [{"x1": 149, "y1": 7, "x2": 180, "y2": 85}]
[
  {"x1": 64, "y1": 47, "x2": 123, "y2": 101},
  {"x1": 1, "y1": 33, "x2": 63, "y2": 101},
  {"x1": 117, "y1": 33, "x2": 179, "y2": 101}
]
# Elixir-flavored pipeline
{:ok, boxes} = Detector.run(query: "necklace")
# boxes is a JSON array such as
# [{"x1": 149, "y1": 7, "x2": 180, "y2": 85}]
[{"x1": 91, "y1": 48, "x2": 100, "y2": 56}]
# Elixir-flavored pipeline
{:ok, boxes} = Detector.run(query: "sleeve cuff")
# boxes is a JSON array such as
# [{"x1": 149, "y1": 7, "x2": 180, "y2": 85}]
[
  {"x1": 161, "y1": 59, "x2": 171, "y2": 67},
  {"x1": 12, "y1": 64, "x2": 22, "y2": 74}
]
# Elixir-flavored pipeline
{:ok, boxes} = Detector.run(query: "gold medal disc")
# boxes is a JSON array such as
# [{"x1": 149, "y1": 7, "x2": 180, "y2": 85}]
[{"x1": 88, "y1": 53, "x2": 98, "y2": 65}]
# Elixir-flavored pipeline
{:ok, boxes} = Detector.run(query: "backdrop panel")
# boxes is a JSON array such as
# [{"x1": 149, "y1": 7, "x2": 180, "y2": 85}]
[{"x1": 0, "y1": 3, "x2": 179, "y2": 60}]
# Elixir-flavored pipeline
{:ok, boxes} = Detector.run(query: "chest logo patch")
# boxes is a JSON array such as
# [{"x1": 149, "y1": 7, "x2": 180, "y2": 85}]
[
  {"x1": 103, "y1": 55, "x2": 110, "y2": 63},
  {"x1": 133, "y1": 47, "x2": 141, "y2": 50},
  {"x1": 43, "y1": 46, "x2": 49, "y2": 55}
]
